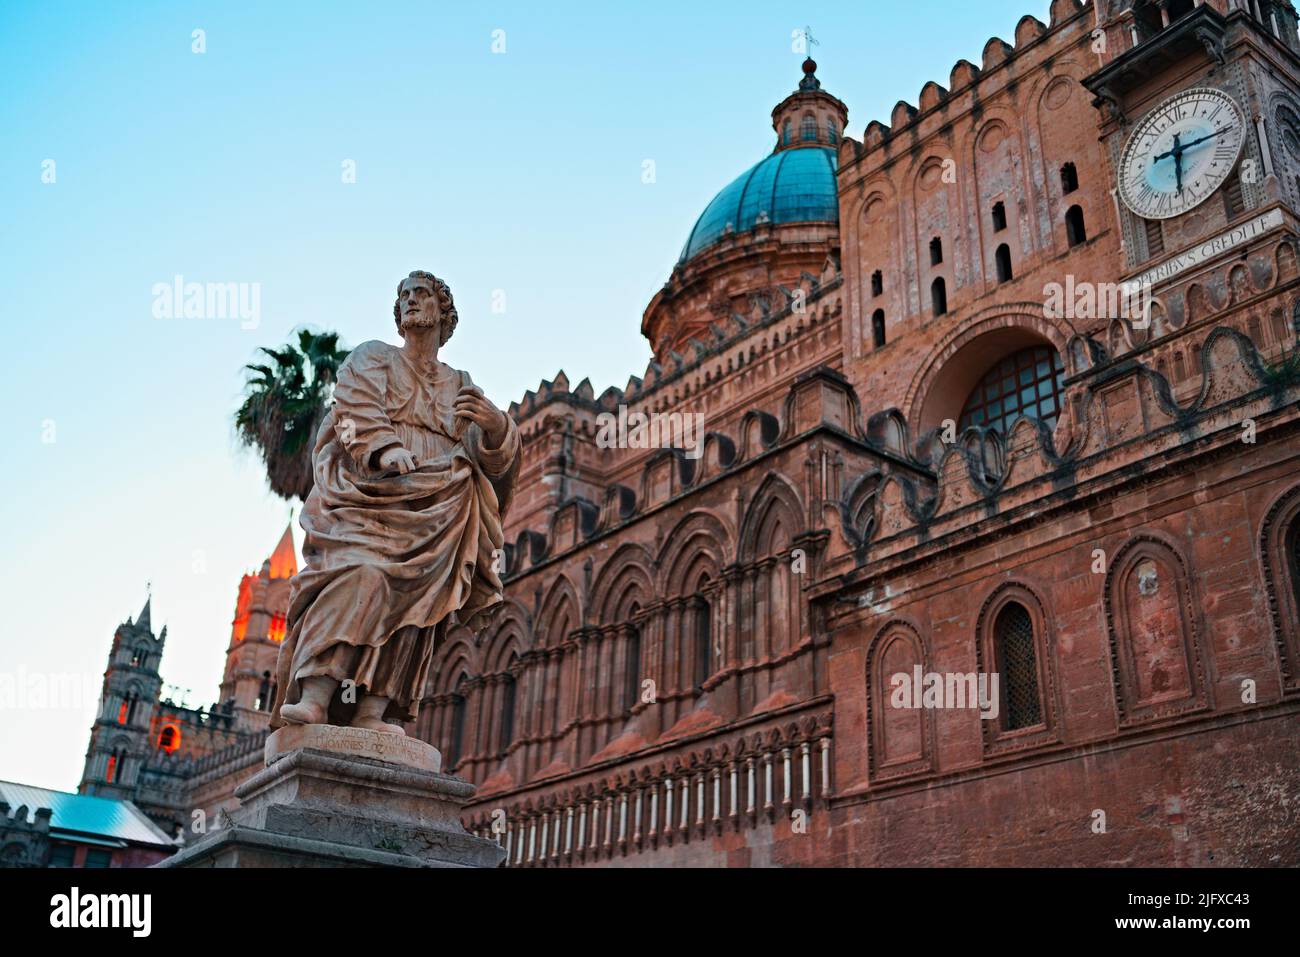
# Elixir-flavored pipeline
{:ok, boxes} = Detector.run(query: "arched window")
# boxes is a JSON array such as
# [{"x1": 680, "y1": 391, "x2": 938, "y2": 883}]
[
  {"x1": 929, "y1": 237, "x2": 943, "y2": 266},
  {"x1": 158, "y1": 724, "x2": 180, "y2": 753},
  {"x1": 256, "y1": 671, "x2": 271, "y2": 711},
  {"x1": 692, "y1": 596, "x2": 712, "y2": 689},
  {"x1": 782, "y1": 119, "x2": 791, "y2": 145},
  {"x1": 870, "y1": 270, "x2": 883, "y2": 297},
  {"x1": 872, "y1": 310, "x2": 886, "y2": 348},
  {"x1": 1223, "y1": 168, "x2": 1245, "y2": 218},
  {"x1": 959, "y1": 345, "x2": 1065, "y2": 434},
  {"x1": 1262, "y1": 486, "x2": 1300, "y2": 694},
  {"x1": 827, "y1": 119, "x2": 838, "y2": 144},
  {"x1": 1290, "y1": 516, "x2": 1300, "y2": 619},
  {"x1": 126, "y1": 692, "x2": 139, "y2": 724},
  {"x1": 800, "y1": 114, "x2": 817, "y2": 141},
  {"x1": 1144, "y1": 218, "x2": 1165, "y2": 258},
  {"x1": 1060, "y1": 162, "x2": 1079, "y2": 194},
  {"x1": 622, "y1": 624, "x2": 642, "y2": 711},
  {"x1": 995, "y1": 243, "x2": 1013, "y2": 283},
  {"x1": 930, "y1": 278, "x2": 947, "y2": 317},
  {"x1": 1065, "y1": 205, "x2": 1087, "y2": 247},
  {"x1": 448, "y1": 679, "x2": 467, "y2": 767},
  {"x1": 991, "y1": 201, "x2": 1007, "y2": 232},
  {"x1": 499, "y1": 671, "x2": 517, "y2": 752},
  {"x1": 995, "y1": 602, "x2": 1042, "y2": 730}
]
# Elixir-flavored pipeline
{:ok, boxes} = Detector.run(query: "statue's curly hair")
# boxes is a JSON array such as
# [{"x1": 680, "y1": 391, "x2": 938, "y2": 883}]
[{"x1": 393, "y1": 270, "x2": 458, "y2": 345}]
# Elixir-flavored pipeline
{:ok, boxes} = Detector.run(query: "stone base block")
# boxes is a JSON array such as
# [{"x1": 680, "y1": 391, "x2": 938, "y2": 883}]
[{"x1": 159, "y1": 725, "x2": 503, "y2": 869}]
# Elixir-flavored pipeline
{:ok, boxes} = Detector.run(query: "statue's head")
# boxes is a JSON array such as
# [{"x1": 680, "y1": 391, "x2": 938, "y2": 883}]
[{"x1": 394, "y1": 271, "x2": 458, "y2": 345}]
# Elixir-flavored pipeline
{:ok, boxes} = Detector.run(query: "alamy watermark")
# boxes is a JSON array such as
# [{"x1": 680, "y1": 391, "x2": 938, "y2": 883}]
[
  {"x1": 151, "y1": 275, "x2": 261, "y2": 329},
  {"x1": 890, "y1": 666, "x2": 1000, "y2": 720},
  {"x1": 595, "y1": 405, "x2": 705, "y2": 460},
  {"x1": 1043, "y1": 276, "x2": 1153, "y2": 329}
]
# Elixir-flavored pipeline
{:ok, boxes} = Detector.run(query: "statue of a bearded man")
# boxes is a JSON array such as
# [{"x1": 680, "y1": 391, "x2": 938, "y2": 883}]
[{"x1": 272, "y1": 271, "x2": 519, "y2": 734}]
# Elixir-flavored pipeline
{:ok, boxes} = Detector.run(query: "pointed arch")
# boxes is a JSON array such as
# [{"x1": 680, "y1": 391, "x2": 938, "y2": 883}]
[
  {"x1": 657, "y1": 510, "x2": 731, "y2": 596},
  {"x1": 537, "y1": 574, "x2": 581, "y2": 647},
  {"x1": 590, "y1": 544, "x2": 655, "y2": 624},
  {"x1": 739, "y1": 473, "x2": 805, "y2": 562}
]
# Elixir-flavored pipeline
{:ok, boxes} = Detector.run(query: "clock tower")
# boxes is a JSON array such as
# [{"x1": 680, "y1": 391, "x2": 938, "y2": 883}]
[{"x1": 1085, "y1": 1, "x2": 1300, "y2": 279}]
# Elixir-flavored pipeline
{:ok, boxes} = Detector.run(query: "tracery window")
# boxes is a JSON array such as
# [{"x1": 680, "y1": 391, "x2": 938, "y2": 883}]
[
  {"x1": 499, "y1": 670, "x2": 517, "y2": 752},
  {"x1": 448, "y1": 678, "x2": 468, "y2": 767},
  {"x1": 692, "y1": 595, "x2": 712, "y2": 689}
]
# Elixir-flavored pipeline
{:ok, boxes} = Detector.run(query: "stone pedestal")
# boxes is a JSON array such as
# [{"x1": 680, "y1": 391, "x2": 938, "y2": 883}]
[{"x1": 159, "y1": 726, "x2": 504, "y2": 868}]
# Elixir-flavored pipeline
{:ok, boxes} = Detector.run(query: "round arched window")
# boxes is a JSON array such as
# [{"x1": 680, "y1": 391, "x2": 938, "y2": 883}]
[{"x1": 958, "y1": 346, "x2": 1065, "y2": 434}]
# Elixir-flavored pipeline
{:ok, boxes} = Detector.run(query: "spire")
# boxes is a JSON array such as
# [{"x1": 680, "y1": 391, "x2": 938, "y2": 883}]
[
  {"x1": 267, "y1": 522, "x2": 298, "y2": 580},
  {"x1": 136, "y1": 594, "x2": 152, "y2": 634}
]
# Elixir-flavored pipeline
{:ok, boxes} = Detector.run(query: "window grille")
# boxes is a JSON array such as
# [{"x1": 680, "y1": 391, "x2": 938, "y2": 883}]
[{"x1": 996, "y1": 602, "x2": 1042, "y2": 730}]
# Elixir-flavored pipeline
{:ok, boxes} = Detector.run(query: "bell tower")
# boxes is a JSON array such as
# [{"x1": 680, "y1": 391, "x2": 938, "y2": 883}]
[
  {"x1": 79, "y1": 595, "x2": 165, "y2": 799},
  {"x1": 1085, "y1": 0, "x2": 1300, "y2": 269},
  {"x1": 218, "y1": 523, "x2": 298, "y2": 731}
]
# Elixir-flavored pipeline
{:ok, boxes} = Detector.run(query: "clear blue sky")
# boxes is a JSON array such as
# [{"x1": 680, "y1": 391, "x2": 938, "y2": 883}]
[{"x1": 0, "y1": 0, "x2": 1059, "y2": 791}]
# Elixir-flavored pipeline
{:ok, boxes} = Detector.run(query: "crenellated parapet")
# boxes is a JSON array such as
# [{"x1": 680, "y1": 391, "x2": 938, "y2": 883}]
[
  {"x1": 839, "y1": 1, "x2": 1087, "y2": 167},
  {"x1": 503, "y1": 264, "x2": 846, "y2": 566}
]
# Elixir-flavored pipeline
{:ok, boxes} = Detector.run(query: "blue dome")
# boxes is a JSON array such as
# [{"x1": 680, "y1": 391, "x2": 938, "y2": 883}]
[{"x1": 679, "y1": 146, "x2": 839, "y2": 263}]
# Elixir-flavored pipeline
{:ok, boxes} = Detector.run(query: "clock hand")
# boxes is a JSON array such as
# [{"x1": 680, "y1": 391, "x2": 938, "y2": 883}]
[{"x1": 1178, "y1": 125, "x2": 1233, "y2": 152}]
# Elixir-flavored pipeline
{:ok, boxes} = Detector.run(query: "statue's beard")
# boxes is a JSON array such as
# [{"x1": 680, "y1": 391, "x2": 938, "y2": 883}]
[{"x1": 401, "y1": 313, "x2": 441, "y2": 333}]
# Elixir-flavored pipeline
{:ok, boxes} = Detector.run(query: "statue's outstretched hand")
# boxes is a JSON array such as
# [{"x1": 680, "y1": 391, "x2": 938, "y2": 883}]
[
  {"x1": 454, "y1": 386, "x2": 508, "y2": 448},
  {"x1": 378, "y1": 446, "x2": 418, "y2": 474}
]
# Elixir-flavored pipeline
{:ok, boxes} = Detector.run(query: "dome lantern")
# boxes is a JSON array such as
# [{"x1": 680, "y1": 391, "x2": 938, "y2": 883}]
[{"x1": 771, "y1": 58, "x2": 849, "y2": 153}]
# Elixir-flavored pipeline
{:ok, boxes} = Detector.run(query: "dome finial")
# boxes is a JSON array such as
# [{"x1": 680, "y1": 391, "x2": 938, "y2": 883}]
[{"x1": 799, "y1": 56, "x2": 821, "y2": 92}]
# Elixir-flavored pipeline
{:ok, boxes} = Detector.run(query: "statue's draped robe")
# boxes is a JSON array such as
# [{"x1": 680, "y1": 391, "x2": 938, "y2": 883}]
[{"x1": 271, "y1": 339, "x2": 519, "y2": 726}]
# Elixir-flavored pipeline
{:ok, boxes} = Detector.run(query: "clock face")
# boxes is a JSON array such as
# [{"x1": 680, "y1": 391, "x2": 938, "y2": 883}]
[{"x1": 1118, "y1": 88, "x2": 1246, "y2": 220}]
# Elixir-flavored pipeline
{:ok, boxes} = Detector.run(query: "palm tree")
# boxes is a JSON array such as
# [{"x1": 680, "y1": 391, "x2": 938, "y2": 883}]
[{"x1": 235, "y1": 329, "x2": 350, "y2": 501}]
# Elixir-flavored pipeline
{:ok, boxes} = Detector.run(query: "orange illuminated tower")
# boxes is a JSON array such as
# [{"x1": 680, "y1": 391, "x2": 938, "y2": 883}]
[{"x1": 217, "y1": 523, "x2": 298, "y2": 729}]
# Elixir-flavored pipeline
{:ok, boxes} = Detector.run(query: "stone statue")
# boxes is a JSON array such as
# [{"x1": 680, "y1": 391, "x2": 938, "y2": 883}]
[{"x1": 272, "y1": 271, "x2": 519, "y2": 735}]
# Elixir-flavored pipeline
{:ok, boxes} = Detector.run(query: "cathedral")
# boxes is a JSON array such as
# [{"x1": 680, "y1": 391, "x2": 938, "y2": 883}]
[{"x1": 82, "y1": 0, "x2": 1300, "y2": 866}]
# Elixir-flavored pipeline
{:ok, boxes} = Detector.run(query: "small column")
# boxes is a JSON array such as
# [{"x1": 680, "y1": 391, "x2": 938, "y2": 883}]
[
  {"x1": 729, "y1": 761, "x2": 740, "y2": 826},
  {"x1": 663, "y1": 778, "x2": 675, "y2": 844},
  {"x1": 800, "y1": 741, "x2": 812, "y2": 806},
  {"x1": 763, "y1": 751, "x2": 774, "y2": 817},
  {"x1": 649, "y1": 783, "x2": 659, "y2": 847},
  {"x1": 678, "y1": 775, "x2": 690, "y2": 839}
]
